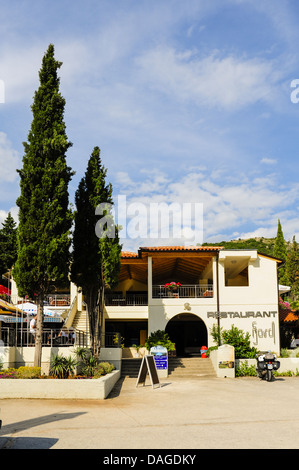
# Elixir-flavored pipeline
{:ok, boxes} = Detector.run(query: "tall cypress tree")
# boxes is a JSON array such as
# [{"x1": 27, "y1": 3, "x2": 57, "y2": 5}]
[
  {"x1": 273, "y1": 219, "x2": 287, "y2": 284},
  {"x1": 71, "y1": 146, "x2": 121, "y2": 355},
  {"x1": 0, "y1": 212, "x2": 17, "y2": 276},
  {"x1": 13, "y1": 44, "x2": 73, "y2": 367},
  {"x1": 273, "y1": 219, "x2": 287, "y2": 260},
  {"x1": 285, "y1": 236, "x2": 299, "y2": 300}
]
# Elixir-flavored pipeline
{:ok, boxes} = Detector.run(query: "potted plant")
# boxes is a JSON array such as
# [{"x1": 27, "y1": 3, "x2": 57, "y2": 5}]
[
  {"x1": 132, "y1": 344, "x2": 144, "y2": 358},
  {"x1": 164, "y1": 282, "x2": 181, "y2": 297}
]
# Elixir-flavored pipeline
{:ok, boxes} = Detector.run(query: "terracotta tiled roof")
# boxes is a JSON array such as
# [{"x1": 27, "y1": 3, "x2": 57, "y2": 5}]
[
  {"x1": 121, "y1": 251, "x2": 139, "y2": 258},
  {"x1": 121, "y1": 246, "x2": 223, "y2": 258},
  {"x1": 139, "y1": 246, "x2": 223, "y2": 252},
  {"x1": 279, "y1": 309, "x2": 299, "y2": 323}
]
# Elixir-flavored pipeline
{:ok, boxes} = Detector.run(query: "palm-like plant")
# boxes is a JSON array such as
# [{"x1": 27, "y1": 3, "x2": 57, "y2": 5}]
[{"x1": 50, "y1": 354, "x2": 77, "y2": 378}]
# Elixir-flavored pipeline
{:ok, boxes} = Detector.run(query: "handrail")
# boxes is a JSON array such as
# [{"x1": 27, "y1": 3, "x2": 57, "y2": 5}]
[
  {"x1": 64, "y1": 295, "x2": 77, "y2": 328},
  {"x1": 152, "y1": 284, "x2": 213, "y2": 298}
]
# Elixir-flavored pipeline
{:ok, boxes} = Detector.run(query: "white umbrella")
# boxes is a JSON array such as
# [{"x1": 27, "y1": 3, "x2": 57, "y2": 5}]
[{"x1": 16, "y1": 302, "x2": 59, "y2": 317}]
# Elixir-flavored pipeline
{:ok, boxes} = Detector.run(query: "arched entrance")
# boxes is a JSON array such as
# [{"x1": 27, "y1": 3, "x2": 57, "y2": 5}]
[{"x1": 166, "y1": 313, "x2": 207, "y2": 357}]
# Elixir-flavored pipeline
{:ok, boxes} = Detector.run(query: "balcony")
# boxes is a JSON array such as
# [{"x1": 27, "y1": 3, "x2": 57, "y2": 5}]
[
  {"x1": 104, "y1": 285, "x2": 213, "y2": 306},
  {"x1": 105, "y1": 293, "x2": 148, "y2": 306},
  {"x1": 152, "y1": 284, "x2": 213, "y2": 299}
]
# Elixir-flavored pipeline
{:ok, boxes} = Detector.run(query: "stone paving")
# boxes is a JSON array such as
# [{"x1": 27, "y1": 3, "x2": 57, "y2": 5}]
[{"x1": 1, "y1": 375, "x2": 299, "y2": 449}]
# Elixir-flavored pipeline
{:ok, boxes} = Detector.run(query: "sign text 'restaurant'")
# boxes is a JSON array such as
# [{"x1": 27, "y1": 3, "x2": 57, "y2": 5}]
[{"x1": 207, "y1": 311, "x2": 277, "y2": 319}]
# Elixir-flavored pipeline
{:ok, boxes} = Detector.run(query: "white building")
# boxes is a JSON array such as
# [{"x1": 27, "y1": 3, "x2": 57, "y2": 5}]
[
  {"x1": 102, "y1": 246, "x2": 282, "y2": 355},
  {"x1": 9, "y1": 245, "x2": 282, "y2": 355}
]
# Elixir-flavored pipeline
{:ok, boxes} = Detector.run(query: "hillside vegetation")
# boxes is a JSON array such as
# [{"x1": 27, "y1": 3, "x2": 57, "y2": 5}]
[{"x1": 202, "y1": 237, "x2": 292, "y2": 257}]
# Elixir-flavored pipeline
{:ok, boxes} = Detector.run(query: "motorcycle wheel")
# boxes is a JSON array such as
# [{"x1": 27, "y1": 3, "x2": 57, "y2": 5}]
[{"x1": 266, "y1": 369, "x2": 273, "y2": 382}]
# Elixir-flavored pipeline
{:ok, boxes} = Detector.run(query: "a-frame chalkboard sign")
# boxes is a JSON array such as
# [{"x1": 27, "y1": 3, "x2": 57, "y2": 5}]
[{"x1": 136, "y1": 355, "x2": 161, "y2": 389}]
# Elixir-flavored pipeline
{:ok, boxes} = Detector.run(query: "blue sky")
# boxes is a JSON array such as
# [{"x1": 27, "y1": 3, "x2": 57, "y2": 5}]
[{"x1": 1, "y1": 0, "x2": 299, "y2": 251}]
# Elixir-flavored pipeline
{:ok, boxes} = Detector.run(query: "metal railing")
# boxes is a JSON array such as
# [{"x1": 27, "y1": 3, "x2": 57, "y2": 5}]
[
  {"x1": 11, "y1": 294, "x2": 71, "y2": 307},
  {"x1": 152, "y1": 284, "x2": 213, "y2": 298},
  {"x1": 0, "y1": 328, "x2": 121, "y2": 349},
  {"x1": 105, "y1": 293, "x2": 148, "y2": 306},
  {"x1": 0, "y1": 327, "x2": 75, "y2": 347},
  {"x1": 45, "y1": 294, "x2": 71, "y2": 307}
]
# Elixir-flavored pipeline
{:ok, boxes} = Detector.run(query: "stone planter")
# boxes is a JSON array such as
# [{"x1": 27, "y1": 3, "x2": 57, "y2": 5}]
[{"x1": 0, "y1": 370, "x2": 120, "y2": 399}]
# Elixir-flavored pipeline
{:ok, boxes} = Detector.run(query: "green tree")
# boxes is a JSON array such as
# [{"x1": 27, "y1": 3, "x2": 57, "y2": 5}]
[
  {"x1": 0, "y1": 212, "x2": 17, "y2": 276},
  {"x1": 273, "y1": 219, "x2": 287, "y2": 284},
  {"x1": 285, "y1": 236, "x2": 299, "y2": 300},
  {"x1": 71, "y1": 146, "x2": 121, "y2": 356},
  {"x1": 273, "y1": 219, "x2": 287, "y2": 260},
  {"x1": 13, "y1": 44, "x2": 73, "y2": 367}
]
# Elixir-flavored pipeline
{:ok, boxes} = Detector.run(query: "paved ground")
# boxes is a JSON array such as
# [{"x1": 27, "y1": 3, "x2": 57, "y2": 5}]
[{"x1": 1, "y1": 375, "x2": 299, "y2": 450}]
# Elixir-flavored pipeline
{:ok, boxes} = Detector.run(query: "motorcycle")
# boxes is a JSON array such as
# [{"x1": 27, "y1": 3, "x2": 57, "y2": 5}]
[{"x1": 256, "y1": 351, "x2": 280, "y2": 381}]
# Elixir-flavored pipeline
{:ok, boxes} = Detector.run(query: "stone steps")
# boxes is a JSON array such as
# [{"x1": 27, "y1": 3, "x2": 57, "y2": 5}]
[
  {"x1": 168, "y1": 357, "x2": 216, "y2": 378},
  {"x1": 121, "y1": 357, "x2": 216, "y2": 378},
  {"x1": 121, "y1": 358, "x2": 142, "y2": 378}
]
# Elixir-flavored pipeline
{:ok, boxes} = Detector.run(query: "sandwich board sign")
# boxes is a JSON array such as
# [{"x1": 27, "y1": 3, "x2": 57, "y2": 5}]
[{"x1": 136, "y1": 355, "x2": 161, "y2": 389}]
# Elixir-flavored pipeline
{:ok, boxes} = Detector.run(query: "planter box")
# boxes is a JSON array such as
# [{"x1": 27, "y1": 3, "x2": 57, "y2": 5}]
[
  {"x1": 0, "y1": 346, "x2": 122, "y2": 375},
  {"x1": 0, "y1": 370, "x2": 120, "y2": 399},
  {"x1": 237, "y1": 358, "x2": 299, "y2": 374}
]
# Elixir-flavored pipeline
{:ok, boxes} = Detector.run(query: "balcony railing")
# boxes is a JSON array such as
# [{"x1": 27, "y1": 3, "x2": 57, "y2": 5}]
[
  {"x1": 152, "y1": 284, "x2": 213, "y2": 298},
  {"x1": 0, "y1": 327, "x2": 75, "y2": 347},
  {"x1": 45, "y1": 294, "x2": 71, "y2": 307},
  {"x1": 105, "y1": 293, "x2": 148, "y2": 306},
  {"x1": 0, "y1": 328, "x2": 121, "y2": 349},
  {"x1": 105, "y1": 285, "x2": 213, "y2": 305}
]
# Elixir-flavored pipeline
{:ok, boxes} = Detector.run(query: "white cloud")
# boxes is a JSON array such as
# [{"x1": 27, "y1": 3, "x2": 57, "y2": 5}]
[
  {"x1": 0, "y1": 133, "x2": 20, "y2": 182},
  {"x1": 136, "y1": 46, "x2": 280, "y2": 110},
  {"x1": 260, "y1": 157, "x2": 277, "y2": 165},
  {"x1": 114, "y1": 168, "x2": 299, "y2": 248}
]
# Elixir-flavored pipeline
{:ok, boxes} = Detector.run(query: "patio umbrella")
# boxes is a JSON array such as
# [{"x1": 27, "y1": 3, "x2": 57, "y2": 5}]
[{"x1": 16, "y1": 301, "x2": 60, "y2": 318}]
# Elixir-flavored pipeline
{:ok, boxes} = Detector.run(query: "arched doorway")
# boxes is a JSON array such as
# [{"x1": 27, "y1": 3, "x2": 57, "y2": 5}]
[{"x1": 166, "y1": 313, "x2": 207, "y2": 357}]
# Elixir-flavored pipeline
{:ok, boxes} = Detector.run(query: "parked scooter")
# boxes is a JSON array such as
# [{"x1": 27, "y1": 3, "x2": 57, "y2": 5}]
[{"x1": 256, "y1": 351, "x2": 280, "y2": 381}]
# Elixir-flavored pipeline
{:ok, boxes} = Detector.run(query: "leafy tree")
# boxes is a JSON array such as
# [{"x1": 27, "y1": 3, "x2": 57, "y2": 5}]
[
  {"x1": 0, "y1": 212, "x2": 17, "y2": 276},
  {"x1": 71, "y1": 146, "x2": 121, "y2": 356},
  {"x1": 13, "y1": 44, "x2": 73, "y2": 367}
]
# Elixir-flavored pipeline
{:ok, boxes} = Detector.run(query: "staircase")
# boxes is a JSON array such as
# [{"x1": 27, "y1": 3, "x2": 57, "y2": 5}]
[
  {"x1": 168, "y1": 357, "x2": 216, "y2": 378},
  {"x1": 72, "y1": 308, "x2": 89, "y2": 333},
  {"x1": 121, "y1": 357, "x2": 216, "y2": 378},
  {"x1": 121, "y1": 358, "x2": 142, "y2": 378}
]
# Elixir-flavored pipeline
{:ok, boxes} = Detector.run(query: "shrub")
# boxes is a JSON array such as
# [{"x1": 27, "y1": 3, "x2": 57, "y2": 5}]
[
  {"x1": 235, "y1": 360, "x2": 257, "y2": 377},
  {"x1": 50, "y1": 354, "x2": 77, "y2": 379},
  {"x1": 280, "y1": 348, "x2": 290, "y2": 358},
  {"x1": 75, "y1": 348, "x2": 115, "y2": 377},
  {"x1": 16, "y1": 366, "x2": 41, "y2": 378},
  {"x1": 144, "y1": 330, "x2": 175, "y2": 352},
  {"x1": 93, "y1": 366, "x2": 105, "y2": 378},
  {"x1": 210, "y1": 324, "x2": 258, "y2": 359}
]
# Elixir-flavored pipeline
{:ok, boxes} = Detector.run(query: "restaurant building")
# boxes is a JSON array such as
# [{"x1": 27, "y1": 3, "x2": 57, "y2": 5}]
[
  {"x1": 9, "y1": 245, "x2": 282, "y2": 355},
  {"x1": 102, "y1": 246, "x2": 282, "y2": 355}
]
